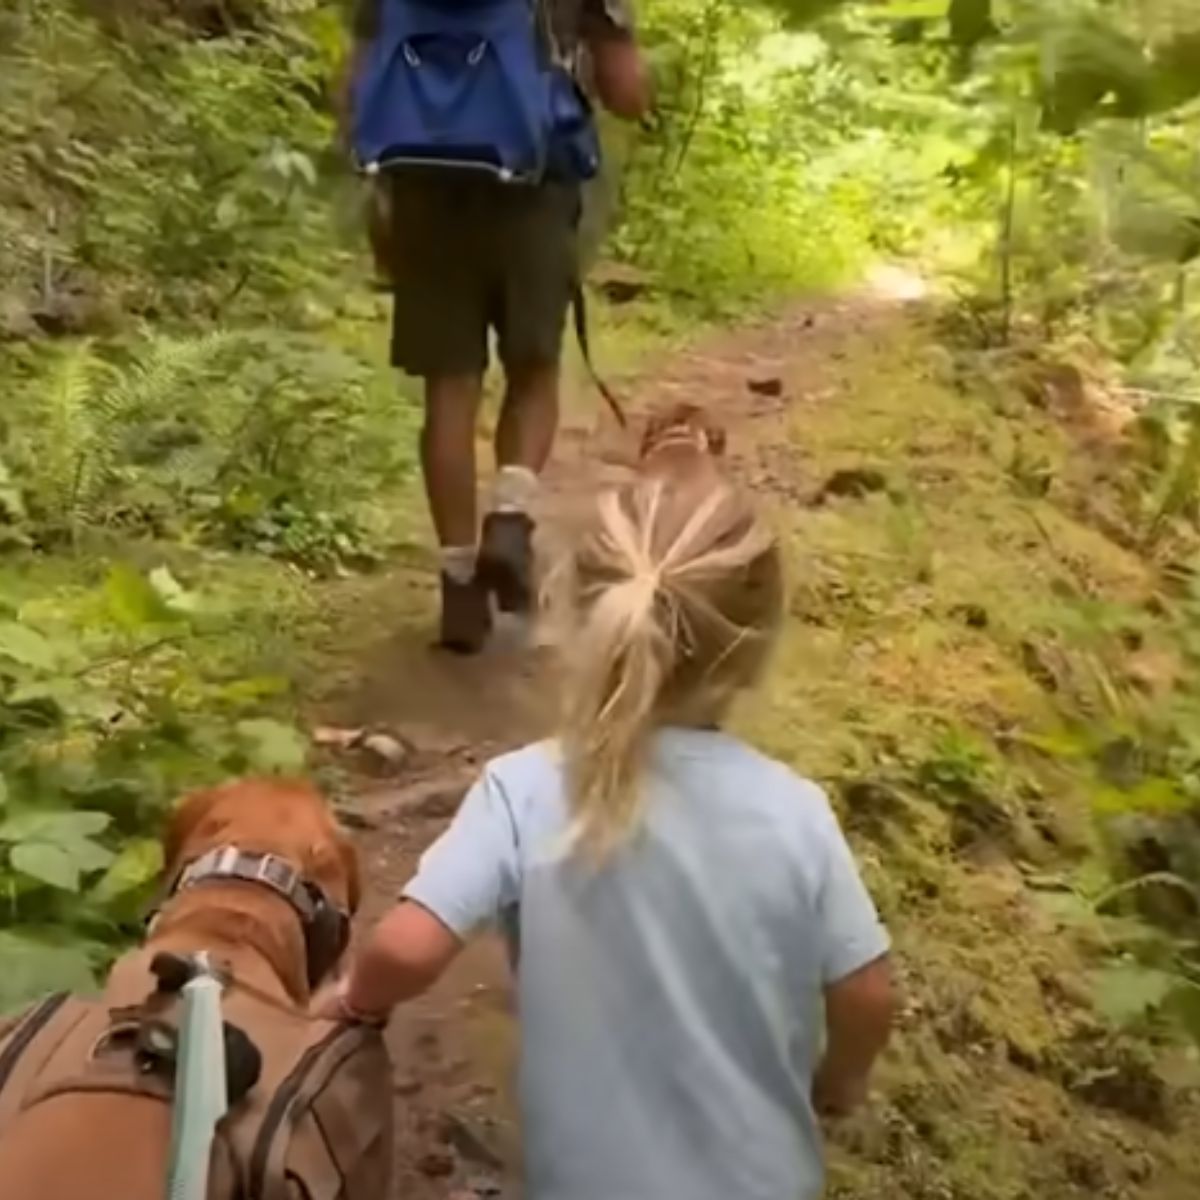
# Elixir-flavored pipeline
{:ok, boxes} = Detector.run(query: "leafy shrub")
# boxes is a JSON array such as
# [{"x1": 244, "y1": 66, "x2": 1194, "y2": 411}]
[
  {"x1": 2, "y1": 331, "x2": 417, "y2": 570},
  {"x1": 0, "y1": 0, "x2": 347, "y2": 335},
  {"x1": 1037, "y1": 879, "x2": 1200, "y2": 1047},
  {"x1": 1022, "y1": 577, "x2": 1200, "y2": 1046},
  {"x1": 611, "y1": 3, "x2": 952, "y2": 310},
  {"x1": 0, "y1": 563, "x2": 309, "y2": 1011}
]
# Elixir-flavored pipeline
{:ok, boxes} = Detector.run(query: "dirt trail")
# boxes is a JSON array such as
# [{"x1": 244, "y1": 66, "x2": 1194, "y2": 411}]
[
  {"x1": 321, "y1": 292, "x2": 1200, "y2": 1200},
  {"x1": 326, "y1": 297, "x2": 862, "y2": 1198}
]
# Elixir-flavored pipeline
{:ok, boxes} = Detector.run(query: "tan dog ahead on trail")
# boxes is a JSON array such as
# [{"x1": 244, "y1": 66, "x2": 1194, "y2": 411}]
[
  {"x1": 636, "y1": 402, "x2": 729, "y2": 511},
  {"x1": 0, "y1": 778, "x2": 393, "y2": 1200},
  {"x1": 639, "y1": 402, "x2": 727, "y2": 476},
  {"x1": 534, "y1": 402, "x2": 731, "y2": 656}
]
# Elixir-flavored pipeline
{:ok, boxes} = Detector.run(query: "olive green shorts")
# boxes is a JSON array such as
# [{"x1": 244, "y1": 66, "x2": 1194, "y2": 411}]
[{"x1": 383, "y1": 176, "x2": 581, "y2": 378}]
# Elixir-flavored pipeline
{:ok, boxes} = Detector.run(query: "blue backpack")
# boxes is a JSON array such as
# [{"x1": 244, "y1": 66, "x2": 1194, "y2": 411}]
[{"x1": 351, "y1": 0, "x2": 600, "y2": 185}]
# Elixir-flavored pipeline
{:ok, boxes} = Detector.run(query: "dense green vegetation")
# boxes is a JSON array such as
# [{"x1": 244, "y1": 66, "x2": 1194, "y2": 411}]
[
  {"x1": 719, "y1": 302, "x2": 1200, "y2": 1196},
  {"x1": 0, "y1": 0, "x2": 422, "y2": 1005},
  {"x1": 762, "y1": 0, "x2": 1200, "y2": 1051},
  {"x1": 1, "y1": 0, "x2": 1199, "y2": 1110}
]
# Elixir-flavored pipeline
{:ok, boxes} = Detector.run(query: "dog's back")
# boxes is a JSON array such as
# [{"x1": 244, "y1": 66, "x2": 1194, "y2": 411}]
[
  {"x1": 0, "y1": 1095, "x2": 171, "y2": 1200},
  {"x1": 0, "y1": 977, "x2": 178, "y2": 1200},
  {"x1": 0, "y1": 948, "x2": 391, "y2": 1200}
]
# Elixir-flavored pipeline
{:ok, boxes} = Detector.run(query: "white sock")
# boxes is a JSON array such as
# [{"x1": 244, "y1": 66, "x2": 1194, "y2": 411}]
[
  {"x1": 490, "y1": 464, "x2": 539, "y2": 514},
  {"x1": 440, "y1": 545, "x2": 476, "y2": 585}
]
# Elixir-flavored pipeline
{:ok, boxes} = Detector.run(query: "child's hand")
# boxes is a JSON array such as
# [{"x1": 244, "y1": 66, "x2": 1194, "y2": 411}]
[
  {"x1": 813, "y1": 1064, "x2": 869, "y2": 1119},
  {"x1": 316, "y1": 899, "x2": 462, "y2": 1026},
  {"x1": 310, "y1": 973, "x2": 389, "y2": 1027},
  {"x1": 310, "y1": 977, "x2": 346, "y2": 1021}
]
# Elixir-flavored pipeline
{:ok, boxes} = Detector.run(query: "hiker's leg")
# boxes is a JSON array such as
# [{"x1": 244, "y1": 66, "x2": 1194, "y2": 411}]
[
  {"x1": 492, "y1": 181, "x2": 578, "y2": 479},
  {"x1": 480, "y1": 365, "x2": 557, "y2": 615},
  {"x1": 388, "y1": 178, "x2": 493, "y2": 651},
  {"x1": 496, "y1": 362, "x2": 559, "y2": 474},
  {"x1": 479, "y1": 184, "x2": 579, "y2": 614},
  {"x1": 420, "y1": 372, "x2": 493, "y2": 653},
  {"x1": 422, "y1": 373, "x2": 485, "y2": 550}
]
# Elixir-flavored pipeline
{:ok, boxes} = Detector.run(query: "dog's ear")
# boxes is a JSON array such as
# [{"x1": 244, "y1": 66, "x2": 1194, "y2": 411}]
[
  {"x1": 162, "y1": 786, "x2": 225, "y2": 879},
  {"x1": 308, "y1": 823, "x2": 361, "y2": 914},
  {"x1": 337, "y1": 828, "x2": 362, "y2": 914}
]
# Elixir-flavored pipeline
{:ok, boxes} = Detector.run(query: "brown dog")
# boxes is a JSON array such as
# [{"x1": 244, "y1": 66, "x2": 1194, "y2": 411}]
[
  {"x1": 634, "y1": 402, "x2": 730, "y2": 524},
  {"x1": 0, "y1": 778, "x2": 390, "y2": 1200}
]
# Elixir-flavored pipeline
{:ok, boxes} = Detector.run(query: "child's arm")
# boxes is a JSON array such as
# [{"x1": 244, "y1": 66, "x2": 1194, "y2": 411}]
[
  {"x1": 809, "y1": 794, "x2": 896, "y2": 1116},
  {"x1": 331, "y1": 901, "x2": 462, "y2": 1022},
  {"x1": 815, "y1": 955, "x2": 895, "y2": 1117},
  {"x1": 318, "y1": 767, "x2": 521, "y2": 1023}
]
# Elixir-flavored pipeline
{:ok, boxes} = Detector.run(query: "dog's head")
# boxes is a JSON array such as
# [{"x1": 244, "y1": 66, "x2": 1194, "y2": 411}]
[
  {"x1": 163, "y1": 777, "x2": 361, "y2": 919},
  {"x1": 639, "y1": 403, "x2": 727, "y2": 464},
  {"x1": 142, "y1": 779, "x2": 361, "y2": 1000}
]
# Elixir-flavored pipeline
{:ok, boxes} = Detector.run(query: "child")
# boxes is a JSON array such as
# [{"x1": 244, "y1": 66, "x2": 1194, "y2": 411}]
[{"x1": 326, "y1": 467, "x2": 895, "y2": 1199}]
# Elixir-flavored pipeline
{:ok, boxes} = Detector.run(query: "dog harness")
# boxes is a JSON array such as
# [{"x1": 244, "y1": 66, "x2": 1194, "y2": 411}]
[{"x1": 0, "y1": 850, "x2": 391, "y2": 1200}]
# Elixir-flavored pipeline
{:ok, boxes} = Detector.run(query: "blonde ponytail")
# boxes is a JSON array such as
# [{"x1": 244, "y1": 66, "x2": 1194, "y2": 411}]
[{"x1": 554, "y1": 475, "x2": 783, "y2": 862}]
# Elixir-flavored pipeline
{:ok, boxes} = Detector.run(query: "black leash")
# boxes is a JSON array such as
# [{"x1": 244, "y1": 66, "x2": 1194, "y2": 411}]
[{"x1": 572, "y1": 284, "x2": 627, "y2": 429}]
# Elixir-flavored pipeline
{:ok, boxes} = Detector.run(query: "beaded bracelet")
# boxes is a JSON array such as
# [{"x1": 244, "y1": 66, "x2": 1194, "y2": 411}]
[{"x1": 336, "y1": 976, "x2": 389, "y2": 1028}]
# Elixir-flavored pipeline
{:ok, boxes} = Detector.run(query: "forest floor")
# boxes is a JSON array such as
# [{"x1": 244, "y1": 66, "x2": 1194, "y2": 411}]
[{"x1": 312, "y1": 285, "x2": 1200, "y2": 1200}]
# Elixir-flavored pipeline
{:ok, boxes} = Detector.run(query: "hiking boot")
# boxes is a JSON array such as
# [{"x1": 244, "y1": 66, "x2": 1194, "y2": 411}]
[
  {"x1": 477, "y1": 511, "x2": 535, "y2": 615},
  {"x1": 437, "y1": 573, "x2": 492, "y2": 655}
]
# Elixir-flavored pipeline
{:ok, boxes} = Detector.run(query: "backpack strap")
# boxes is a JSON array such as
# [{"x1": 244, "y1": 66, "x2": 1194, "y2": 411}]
[
  {"x1": 532, "y1": 0, "x2": 567, "y2": 68},
  {"x1": 0, "y1": 993, "x2": 80, "y2": 1125}
]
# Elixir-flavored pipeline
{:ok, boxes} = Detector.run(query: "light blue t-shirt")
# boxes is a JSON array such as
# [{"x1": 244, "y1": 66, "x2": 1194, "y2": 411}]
[{"x1": 403, "y1": 729, "x2": 890, "y2": 1200}]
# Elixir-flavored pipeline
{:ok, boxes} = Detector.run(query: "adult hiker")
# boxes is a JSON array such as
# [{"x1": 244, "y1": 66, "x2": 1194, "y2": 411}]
[
  {"x1": 320, "y1": 458, "x2": 896, "y2": 1200},
  {"x1": 342, "y1": 0, "x2": 652, "y2": 653}
]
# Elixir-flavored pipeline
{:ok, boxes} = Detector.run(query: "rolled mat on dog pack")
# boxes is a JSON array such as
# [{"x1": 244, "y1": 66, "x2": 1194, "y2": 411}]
[{"x1": 0, "y1": 955, "x2": 392, "y2": 1200}]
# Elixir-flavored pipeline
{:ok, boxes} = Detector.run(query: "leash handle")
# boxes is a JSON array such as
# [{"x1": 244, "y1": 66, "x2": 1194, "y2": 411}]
[{"x1": 166, "y1": 959, "x2": 228, "y2": 1200}]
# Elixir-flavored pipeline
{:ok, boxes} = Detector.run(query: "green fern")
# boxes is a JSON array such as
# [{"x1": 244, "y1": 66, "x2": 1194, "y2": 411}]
[
  {"x1": 19, "y1": 332, "x2": 241, "y2": 540},
  {"x1": 1093, "y1": 870, "x2": 1200, "y2": 913},
  {"x1": 147, "y1": 443, "x2": 227, "y2": 497},
  {"x1": 92, "y1": 331, "x2": 236, "y2": 429},
  {"x1": 38, "y1": 340, "x2": 104, "y2": 542}
]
